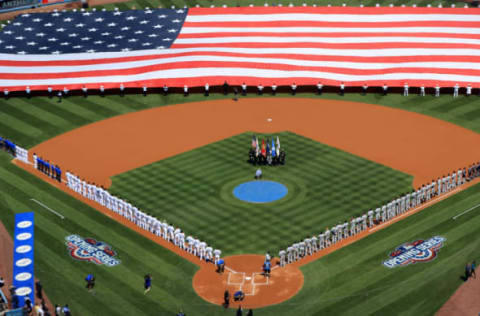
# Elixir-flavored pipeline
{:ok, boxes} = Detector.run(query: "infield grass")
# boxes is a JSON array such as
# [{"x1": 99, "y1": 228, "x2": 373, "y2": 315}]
[{"x1": 109, "y1": 131, "x2": 413, "y2": 255}]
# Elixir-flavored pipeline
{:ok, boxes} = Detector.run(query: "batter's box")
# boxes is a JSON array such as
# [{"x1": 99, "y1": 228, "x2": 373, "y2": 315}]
[
  {"x1": 227, "y1": 272, "x2": 244, "y2": 285},
  {"x1": 253, "y1": 273, "x2": 268, "y2": 285}
]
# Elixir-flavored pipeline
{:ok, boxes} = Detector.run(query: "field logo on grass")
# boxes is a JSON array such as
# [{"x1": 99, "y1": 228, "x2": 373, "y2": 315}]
[
  {"x1": 65, "y1": 235, "x2": 120, "y2": 267},
  {"x1": 383, "y1": 236, "x2": 445, "y2": 268}
]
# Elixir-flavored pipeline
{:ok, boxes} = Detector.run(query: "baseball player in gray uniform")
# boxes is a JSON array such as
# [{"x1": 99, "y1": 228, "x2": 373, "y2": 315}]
[
  {"x1": 375, "y1": 208, "x2": 381, "y2": 223},
  {"x1": 362, "y1": 214, "x2": 367, "y2": 230},
  {"x1": 324, "y1": 228, "x2": 331, "y2": 247},
  {"x1": 305, "y1": 238, "x2": 312, "y2": 255},
  {"x1": 381, "y1": 205, "x2": 387, "y2": 222},
  {"x1": 350, "y1": 218, "x2": 356, "y2": 236}
]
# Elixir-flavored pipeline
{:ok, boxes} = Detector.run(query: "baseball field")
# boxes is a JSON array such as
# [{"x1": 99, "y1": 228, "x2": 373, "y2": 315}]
[{"x1": 1, "y1": 85, "x2": 480, "y2": 315}]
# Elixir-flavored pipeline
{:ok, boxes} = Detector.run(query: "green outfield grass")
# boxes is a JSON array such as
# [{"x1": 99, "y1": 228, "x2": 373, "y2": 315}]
[
  {"x1": 109, "y1": 131, "x2": 413, "y2": 255},
  {"x1": 1, "y1": 149, "x2": 479, "y2": 315}
]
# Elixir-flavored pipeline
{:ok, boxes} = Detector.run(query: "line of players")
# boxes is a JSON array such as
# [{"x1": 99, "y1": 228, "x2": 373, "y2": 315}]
[
  {"x1": 64, "y1": 171, "x2": 223, "y2": 265},
  {"x1": 278, "y1": 162, "x2": 480, "y2": 267}
]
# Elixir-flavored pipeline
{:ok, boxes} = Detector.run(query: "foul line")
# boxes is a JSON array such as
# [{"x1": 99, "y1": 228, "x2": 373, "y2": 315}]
[
  {"x1": 452, "y1": 203, "x2": 480, "y2": 220},
  {"x1": 30, "y1": 198, "x2": 65, "y2": 220}
]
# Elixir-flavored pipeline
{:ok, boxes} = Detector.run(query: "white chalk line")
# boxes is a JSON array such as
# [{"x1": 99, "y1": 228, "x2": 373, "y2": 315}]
[
  {"x1": 452, "y1": 203, "x2": 480, "y2": 220},
  {"x1": 30, "y1": 198, "x2": 65, "y2": 220},
  {"x1": 369, "y1": 187, "x2": 461, "y2": 233}
]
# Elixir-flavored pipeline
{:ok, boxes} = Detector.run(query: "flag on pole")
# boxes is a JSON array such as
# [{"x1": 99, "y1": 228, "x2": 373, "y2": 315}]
[
  {"x1": 276, "y1": 136, "x2": 280, "y2": 156},
  {"x1": 266, "y1": 139, "x2": 270, "y2": 156},
  {"x1": 271, "y1": 138, "x2": 276, "y2": 157},
  {"x1": 251, "y1": 134, "x2": 256, "y2": 149},
  {"x1": 261, "y1": 139, "x2": 266, "y2": 157},
  {"x1": 256, "y1": 136, "x2": 260, "y2": 157}
]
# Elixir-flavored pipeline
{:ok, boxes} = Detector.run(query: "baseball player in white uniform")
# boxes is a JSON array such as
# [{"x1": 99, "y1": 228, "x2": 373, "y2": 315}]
[
  {"x1": 375, "y1": 208, "x2": 381, "y2": 223},
  {"x1": 420, "y1": 85, "x2": 425, "y2": 96},
  {"x1": 403, "y1": 82, "x2": 409, "y2": 96},
  {"x1": 287, "y1": 246, "x2": 294, "y2": 264},
  {"x1": 362, "y1": 214, "x2": 367, "y2": 230},
  {"x1": 199, "y1": 241, "x2": 206, "y2": 260},
  {"x1": 350, "y1": 218, "x2": 356, "y2": 236},
  {"x1": 279, "y1": 250, "x2": 286, "y2": 267},
  {"x1": 305, "y1": 238, "x2": 312, "y2": 255},
  {"x1": 466, "y1": 84, "x2": 472, "y2": 96},
  {"x1": 343, "y1": 222, "x2": 349, "y2": 239},
  {"x1": 435, "y1": 84, "x2": 440, "y2": 97},
  {"x1": 368, "y1": 210, "x2": 374, "y2": 227},
  {"x1": 318, "y1": 234, "x2": 325, "y2": 250},
  {"x1": 311, "y1": 235, "x2": 318, "y2": 252},
  {"x1": 453, "y1": 83, "x2": 459, "y2": 98},
  {"x1": 457, "y1": 169, "x2": 463, "y2": 186},
  {"x1": 214, "y1": 249, "x2": 221, "y2": 265},
  {"x1": 381, "y1": 205, "x2": 387, "y2": 222},
  {"x1": 205, "y1": 246, "x2": 213, "y2": 262},
  {"x1": 324, "y1": 228, "x2": 331, "y2": 247},
  {"x1": 186, "y1": 236, "x2": 194, "y2": 253}
]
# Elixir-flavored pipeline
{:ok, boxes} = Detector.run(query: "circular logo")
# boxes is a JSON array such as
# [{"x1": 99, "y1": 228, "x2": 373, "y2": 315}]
[
  {"x1": 15, "y1": 287, "x2": 32, "y2": 296},
  {"x1": 15, "y1": 258, "x2": 32, "y2": 267},
  {"x1": 15, "y1": 272, "x2": 32, "y2": 282},
  {"x1": 16, "y1": 245, "x2": 32, "y2": 254},
  {"x1": 16, "y1": 221, "x2": 32, "y2": 229},
  {"x1": 16, "y1": 233, "x2": 32, "y2": 241}
]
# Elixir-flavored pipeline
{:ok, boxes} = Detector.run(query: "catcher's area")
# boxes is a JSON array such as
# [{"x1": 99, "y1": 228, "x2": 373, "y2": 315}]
[{"x1": 21, "y1": 97, "x2": 480, "y2": 309}]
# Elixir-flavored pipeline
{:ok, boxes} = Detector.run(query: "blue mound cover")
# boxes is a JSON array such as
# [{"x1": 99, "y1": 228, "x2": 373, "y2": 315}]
[{"x1": 233, "y1": 180, "x2": 288, "y2": 203}]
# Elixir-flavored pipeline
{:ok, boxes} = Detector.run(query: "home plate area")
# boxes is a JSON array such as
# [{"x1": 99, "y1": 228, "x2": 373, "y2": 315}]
[{"x1": 227, "y1": 271, "x2": 269, "y2": 296}]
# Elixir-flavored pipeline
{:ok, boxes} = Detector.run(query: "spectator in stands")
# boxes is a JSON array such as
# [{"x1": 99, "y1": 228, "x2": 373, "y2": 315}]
[
  {"x1": 34, "y1": 302, "x2": 44, "y2": 316},
  {"x1": 11, "y1": 293, "x2": 19, "y2": 309}
]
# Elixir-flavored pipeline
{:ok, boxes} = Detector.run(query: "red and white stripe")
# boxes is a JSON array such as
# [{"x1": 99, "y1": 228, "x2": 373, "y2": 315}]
[{"x1": 2, "y1": 6, "x2": 480, "y2": 91}]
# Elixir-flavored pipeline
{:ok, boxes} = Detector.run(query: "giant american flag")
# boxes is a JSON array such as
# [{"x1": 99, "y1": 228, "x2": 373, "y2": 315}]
[{"x1": 0, "y1": 6, "x2": 479, "y2": 91}]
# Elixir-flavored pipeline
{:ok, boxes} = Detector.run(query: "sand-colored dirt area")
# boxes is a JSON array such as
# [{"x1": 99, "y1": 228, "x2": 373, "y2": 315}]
[{"x1": 31, "y1": 98, "x2": 480, "y2": 189}]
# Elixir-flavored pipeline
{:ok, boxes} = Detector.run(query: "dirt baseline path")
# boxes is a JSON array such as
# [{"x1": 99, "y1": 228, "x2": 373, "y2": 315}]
[{"x1": 31, "y1": 98, "x2": 480, "y2": 189}]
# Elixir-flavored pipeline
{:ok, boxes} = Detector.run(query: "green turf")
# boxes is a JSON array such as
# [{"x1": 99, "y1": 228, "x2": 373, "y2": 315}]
[
  {"x1": 1, "y1": 149, "x2": 479, "y2": 315},
  {"x1": 109, "y1": 131, "x2": 413, "y2": 255}
]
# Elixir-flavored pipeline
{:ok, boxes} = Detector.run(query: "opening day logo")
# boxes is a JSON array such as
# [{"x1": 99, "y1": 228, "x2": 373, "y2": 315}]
[
  {"x1": 65, "y1": 235, "x2": 120, "y2": 267},
  {"x1": 383, "y1": 236, "x2": 446, "y2": 268}
]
